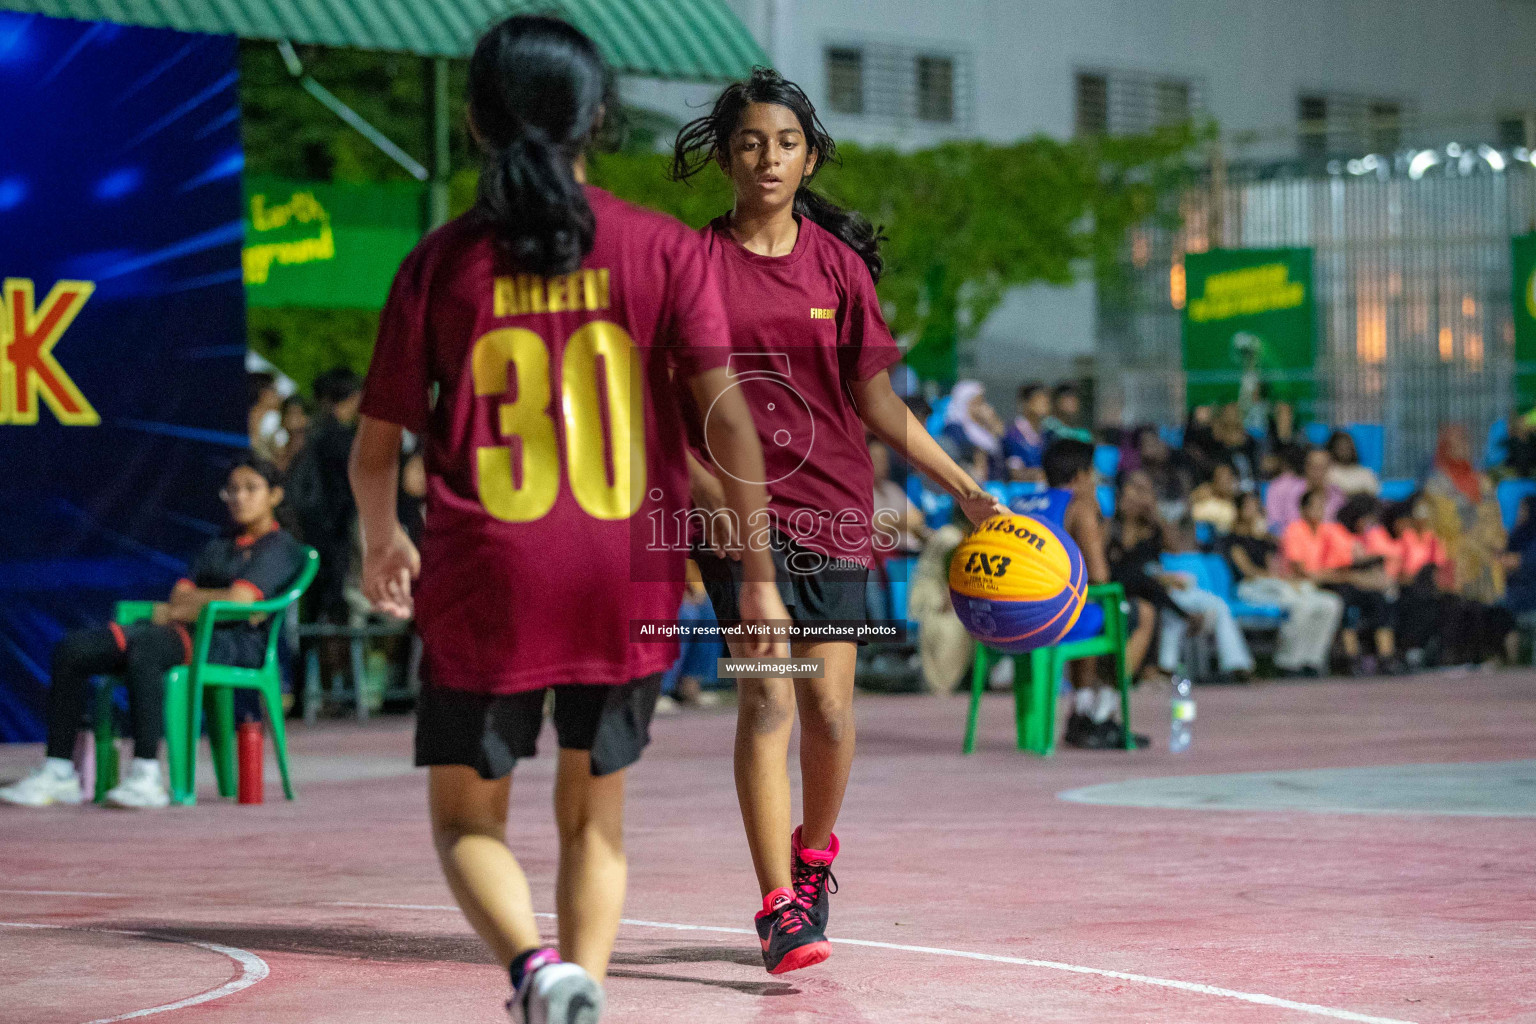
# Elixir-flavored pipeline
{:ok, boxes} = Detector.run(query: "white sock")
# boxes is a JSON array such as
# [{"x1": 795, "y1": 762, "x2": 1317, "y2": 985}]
[
  {"x1": 43, "y1": 757, "x2": 77, "y2": 780},
  {"x1": 1091, "y1": 687, "x2": 1119, "y2": 724},
  {"x1": 129, "y1": 758, "x2": 161, "y2": 780},
  {"x1": 1073, "y1": 688, "x2": 1095, "y2": 715}
]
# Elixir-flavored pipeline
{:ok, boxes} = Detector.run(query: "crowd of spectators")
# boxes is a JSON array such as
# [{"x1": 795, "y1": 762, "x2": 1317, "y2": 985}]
[{"x1": 894, "y1": 379, "x2": 1534, "y2": 702}]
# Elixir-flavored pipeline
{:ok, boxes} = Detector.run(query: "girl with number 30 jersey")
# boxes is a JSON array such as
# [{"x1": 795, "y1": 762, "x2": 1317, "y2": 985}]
[
  {"x1": 348, "y1": 17, "x2": 788, "y2": 1024},
  {"x1": 671, "y1": 70, "x2": 1006, "y2": 975}
]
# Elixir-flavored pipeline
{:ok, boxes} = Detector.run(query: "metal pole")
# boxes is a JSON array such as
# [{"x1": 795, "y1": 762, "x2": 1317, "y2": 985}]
[{"x1": 428, "y1": 56, "x2": 451, "y2": 229}]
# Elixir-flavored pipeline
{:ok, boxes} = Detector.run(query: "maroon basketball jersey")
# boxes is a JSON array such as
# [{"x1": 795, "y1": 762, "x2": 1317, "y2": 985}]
[{"x1": 361, "y1": 187, "x2": 728, "y2": 694}]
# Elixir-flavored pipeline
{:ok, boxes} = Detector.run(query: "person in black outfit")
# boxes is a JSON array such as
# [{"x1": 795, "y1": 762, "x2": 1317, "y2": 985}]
[
  {"x1": 290, "y1": 367, "x2": 363, "y2": 622},
  {"x1": 0, "y1": 455, "x2": 305, "y2": 809}
]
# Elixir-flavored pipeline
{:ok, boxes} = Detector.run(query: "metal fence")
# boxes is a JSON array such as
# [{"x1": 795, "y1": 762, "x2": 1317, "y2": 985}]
[{"x1": 1099, "y1": 156, "x2": 1536, "y2": 476}]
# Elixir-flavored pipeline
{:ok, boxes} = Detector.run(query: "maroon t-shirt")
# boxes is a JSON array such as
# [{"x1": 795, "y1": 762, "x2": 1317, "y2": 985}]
[
  {"x1": 361, "y1": 187, "x2": 729, "y2": 694},
  {"x1": 695, "y1": 215, "x2": 903, "y2": 566}
]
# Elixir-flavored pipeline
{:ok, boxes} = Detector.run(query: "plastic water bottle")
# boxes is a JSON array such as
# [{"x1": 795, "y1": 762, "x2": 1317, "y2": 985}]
[{"x1": 1169, "y1": 677, "x2": 1195, "y2": 753}]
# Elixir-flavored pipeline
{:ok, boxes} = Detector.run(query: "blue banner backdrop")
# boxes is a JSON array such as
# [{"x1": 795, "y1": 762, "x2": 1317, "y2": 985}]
[{"x1": 0, "y1": 13, "x2": 247, "y2": 741}]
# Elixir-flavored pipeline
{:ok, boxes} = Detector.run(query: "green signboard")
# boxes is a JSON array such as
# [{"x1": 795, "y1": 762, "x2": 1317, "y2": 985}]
[
  {"x1": 1512, "y1": 234, "x2": 1536, "y2": 408},
  {"x1": 1181, "y1": 247, "x2": 1316, "y2": 411},
  {"x1": 242, "y1": 176, "x2": 424, "y2": 309}
]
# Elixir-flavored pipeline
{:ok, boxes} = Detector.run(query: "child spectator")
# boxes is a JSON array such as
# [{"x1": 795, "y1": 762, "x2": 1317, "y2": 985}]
[
  {"x1": 1370, "y1": 499, "x2": 1447, "y2": 666},
  {"x1": 1002, "y1": 381, "x2": 1050, "y2": 481},
  {"x1": 1282, "y1": 489, "x2": 1399, "y2": 674},
  {"x1": 1327, "y1": 430, "x2": 1380, "y2": 497},
  {"x1": 0, "y1": 455, "x2": 305, "y2": 809},
  {"x1": 1222, "y1": 493, "x2": 1343, "y2": 676}
]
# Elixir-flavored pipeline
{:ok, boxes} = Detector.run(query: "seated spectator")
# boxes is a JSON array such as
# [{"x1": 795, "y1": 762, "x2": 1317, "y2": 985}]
[
  {"x1": 907, "y1": 517, "x2": 973, "y2": 695},
  {"x1": 1327, "y1": 430, "x2": 1380, "y2": 496},
  {"x1": 1222, "y1": 493, "x2": 1343, "y2": 676},
  {"x1": 941, "y1": 380, "x2": 1006, "y2": 483},
  {"x1": 0, "y1": 455, "x2": 305, "y2": 809},
  {"x1": 1111, "y1": 470, "x2": 1255, "y2": 683},
  {"x1": 1424, "y1": 423, "x2": 1509, "y2": 606},
  {"x1": 1282, "y1": 489, "x2": 1399, "y2": 674},
  {"x1": 1043, "y1": 382, "x2": 1094, "y2": 445},
  {"x1": 1369, "y1": 499, "x2": 1448, "y2": 666},
  {"x1": 289, "y1": 367, "x2": 363, "y2": 624},
  {"x1": 1504, "y1": 495, "x2": 1536, "y2": 616},
  {"x1": 1034, "y1": 441, "x2": 1146, "y2": 749},
  {"x1": 1189, "y1": 461, "x2": 1241, "y2": 535},
  {"x1": 1131, "y1": 425, "x2": 1194, "y2": 522},
  {"x1": 1002, "y1": 381, "x2": 1050, "y2": 481},
  {"x1": 870, "y1": 439, "x2": 928, "y2": 555},
  {"x1": 1267, "y1": 445, "x2": 1343, "y2": 533}
]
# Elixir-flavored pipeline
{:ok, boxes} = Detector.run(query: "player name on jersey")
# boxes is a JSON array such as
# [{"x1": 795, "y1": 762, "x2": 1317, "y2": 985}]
[{"x1": 493, "y1": 269, "x2": 611, "y2": 318}]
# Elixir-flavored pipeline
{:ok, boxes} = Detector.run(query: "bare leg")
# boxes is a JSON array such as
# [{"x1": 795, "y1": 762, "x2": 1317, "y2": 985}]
[
  {"x1": 794, "y1": 641, "x2": 857, "y2": 851},
  {"x1": 1339, "y1": 628, "x2": 1361, "y2": 659},
  {"x1": 732, "y1": 639, "x2": 797, "y2": 897},
  {"x1": 428, "y1": 765, "x2": 541, "y2": 969},
  {"x1": 553, "y1": 748, "x2": 627, "y2": 982},
  {"x1": 1375, "y1": 627, "x2": 1396, "y2": 658}
]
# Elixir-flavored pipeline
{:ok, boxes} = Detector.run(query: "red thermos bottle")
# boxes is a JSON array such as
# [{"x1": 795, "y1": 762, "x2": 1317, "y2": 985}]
[{"x1": 237, "y1": 720, "x2": 264, "y2": 804}]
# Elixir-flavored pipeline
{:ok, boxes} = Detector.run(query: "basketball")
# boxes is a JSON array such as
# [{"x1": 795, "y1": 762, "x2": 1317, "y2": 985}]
[{"x1": 948, "y1": 514, "x2": 1088, "y2": 654}]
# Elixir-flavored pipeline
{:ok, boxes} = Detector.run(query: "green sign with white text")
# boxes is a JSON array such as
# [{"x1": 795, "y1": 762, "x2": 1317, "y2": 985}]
[
  {"x1": 243, "y1": 176, "x2": 424, "y2": 309},
  {"x1": 1181, "y1": 248, "x2": 1315, "y2": 411},
  {"x1": 1512, "y1": 234, "x2": 1536, "y2": 408}
]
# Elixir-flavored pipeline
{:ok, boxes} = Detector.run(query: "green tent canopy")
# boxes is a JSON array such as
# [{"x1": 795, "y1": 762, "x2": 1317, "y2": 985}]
[{"x1": 0, "y1": 0, "x2": 767, "y2": 80}]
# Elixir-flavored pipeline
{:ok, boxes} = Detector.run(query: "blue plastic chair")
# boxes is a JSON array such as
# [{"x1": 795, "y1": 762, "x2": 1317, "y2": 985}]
[
  {"x1": 1496, "y1": 479, "x2": 1536, "y2": 531},
  {"x1": 1345, "y1": 423, "x2": 1385, "y2": 477},
  {"x1": 984, "y1": 481, "x2": 1010, "y2": 505},
  {"x1": 924, "y1": 397, "x2": 951, "y2": 441},
  {"x1": 1303, "y1": 422, "x2": 1331, "y2": 446},
  {"x1": 1159, "y1": 552, "x2": 1214, "y2": 591},
  {"x1": 919, "y1": 487, "x2": 955, "y2": 528},
  {"x1": 1093, "y1": 445, "x2": 1120, "y2": 479},
  {"x1": 1159, "y1": 425, "x2": 1184, "y2": 448},
  {"x1": 1097, "y1": 484, "x2": 1116, "y2": 518},
  {"x1": 1194, "y1": 521, "x2": 1216, "y2": 548},
  {"x1": 1379, "y1": 478, "x2": 1417, "y2": 503},
  {"x1": 1005, "y1": 481, "x2": 1043, "y2": 507},
  {"x1": 1484, "y1": 417, "x2": 1510, "y2": 470}
]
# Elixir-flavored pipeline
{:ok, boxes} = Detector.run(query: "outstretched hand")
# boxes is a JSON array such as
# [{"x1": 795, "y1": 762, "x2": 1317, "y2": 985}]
[{"x1": 957, "y1": 487, "x2": 1009, "y2": 527}]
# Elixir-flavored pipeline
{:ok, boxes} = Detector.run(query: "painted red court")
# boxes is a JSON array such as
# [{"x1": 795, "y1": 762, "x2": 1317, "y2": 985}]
[{"x1": 3, "y1": 672, "x2": 1534, "y2": 1023}]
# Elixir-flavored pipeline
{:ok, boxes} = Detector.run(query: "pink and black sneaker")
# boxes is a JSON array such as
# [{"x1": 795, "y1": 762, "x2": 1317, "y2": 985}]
[
  {"x1": 754, "y1": 887, "x2": 830, "y2": 975},
  {"x1": 791, "y1": 826, "x2": 840, "y2": 931},
  {"x1": 506, "y1": 947, "x2": 604, "y2": 1024}
]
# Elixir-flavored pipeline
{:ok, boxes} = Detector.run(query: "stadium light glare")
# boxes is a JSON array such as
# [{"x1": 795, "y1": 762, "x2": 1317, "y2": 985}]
[{"x1": 1408, "y1": 150, "x2": 1440, "y2": 179}]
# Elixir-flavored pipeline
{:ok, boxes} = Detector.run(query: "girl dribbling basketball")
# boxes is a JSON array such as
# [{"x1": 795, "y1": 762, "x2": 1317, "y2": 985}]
[
  {"x1": 349, "y1": 18, "x2": 788, "y2": 1023},
  {"x1": 671, "y1": 69, "x2": 1005, "y2": 975}
]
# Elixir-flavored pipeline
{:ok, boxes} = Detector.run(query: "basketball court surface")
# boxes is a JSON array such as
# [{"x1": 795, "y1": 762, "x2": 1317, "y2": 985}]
[{"x1": 4, "y1": 671, "x2": 1534, "y2": 1023}]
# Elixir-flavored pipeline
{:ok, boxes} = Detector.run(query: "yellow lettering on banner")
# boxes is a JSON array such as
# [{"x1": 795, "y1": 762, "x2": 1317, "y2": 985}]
[
  {"x1": 1, "y1": 278, "x2": 99, "y2": 426},
  {"x1": 1188, "y1": 262, "x2": 1305, "y2": 323}
]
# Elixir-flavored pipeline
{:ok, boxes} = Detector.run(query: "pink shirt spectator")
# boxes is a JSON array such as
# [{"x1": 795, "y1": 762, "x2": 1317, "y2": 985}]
[{"x1": 1265, "y1": 472, "x2": 1344, "y2": 533}]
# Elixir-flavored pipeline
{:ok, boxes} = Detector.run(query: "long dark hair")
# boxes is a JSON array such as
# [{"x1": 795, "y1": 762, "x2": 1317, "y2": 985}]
[
  {"x1": 671, "y1": 67, "x2": 884, "y2": 282},
  {"x1": 468, "y1": 16, "x2": 611, "y2": 277}
]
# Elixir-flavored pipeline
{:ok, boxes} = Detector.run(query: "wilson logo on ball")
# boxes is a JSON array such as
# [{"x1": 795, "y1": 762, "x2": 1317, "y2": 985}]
[{"x1": 949, "y1": 513, "x2": 1088, "y2": 653}]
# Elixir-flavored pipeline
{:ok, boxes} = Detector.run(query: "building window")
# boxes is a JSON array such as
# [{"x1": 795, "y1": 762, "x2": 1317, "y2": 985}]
[
  {"x1": 1075, "y1": 73, "x2": 1109, "y2": 135},
  {"x1": 826, "y1": 47, "x2": 864, "y2": 115},
  {"x1": 917, "y1": 55, "x2": 955, "y2": 122},
  {"x1": 823, "y1": 40, "x2": 973, "y2": 128},
  {"x1": 1076, "y1": 68, "x2": 1203, "y2": 137},
  {"x1": 1298, "y1": 95, "x2": 1328, "y2": 162}
]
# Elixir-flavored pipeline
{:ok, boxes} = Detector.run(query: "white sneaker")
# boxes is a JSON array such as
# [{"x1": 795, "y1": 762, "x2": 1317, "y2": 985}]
[
  {"x1": 507, "y1": 950, "x2": 604, "y2": 1024},
  {"x1": 103, "y1": 761, "x2": 169, "y2": 809},
  {"x1": 0, "y1": 763, "x2": 83, "y2": 807},
  {"x1": 653, "y1": 694, "x2": 680, "y2": 716}
]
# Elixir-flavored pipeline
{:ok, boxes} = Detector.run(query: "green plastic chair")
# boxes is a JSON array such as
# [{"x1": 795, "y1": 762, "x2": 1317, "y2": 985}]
[
  {"x1": 185, "y1": 547, "x2": 319, "y2": 804},
  {"x1": 962, "y1": 582, "x2": 1134, "y2": 756},
  {"x1": 94, "y1": 602, "x2": 193, "y2": 804}
]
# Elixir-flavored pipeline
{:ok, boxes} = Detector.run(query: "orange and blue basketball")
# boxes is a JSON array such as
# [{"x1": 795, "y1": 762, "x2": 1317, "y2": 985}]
[{"x1": 948, "y1": 514, "x2": 1088, "y2": 654}]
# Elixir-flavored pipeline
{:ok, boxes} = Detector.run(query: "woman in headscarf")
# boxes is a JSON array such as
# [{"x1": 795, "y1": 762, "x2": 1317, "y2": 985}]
[
  {"x1": 1424, "y1": 423, "x2": 1508, "y2": 606},
  {"x1": 941, "y1": 380, "x2": 1006, "y2": 482}
]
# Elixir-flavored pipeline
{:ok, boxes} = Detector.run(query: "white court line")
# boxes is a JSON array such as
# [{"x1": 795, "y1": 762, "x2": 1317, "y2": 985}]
[
  {"x1": 0, "y1": 888, "x2": 132, "y2": 898},
  {"x1": 0, "y1": 921, "x2": 269, "y2": 1023},
  {"x1": 325, "y1": 901, "x2": 1417, "y2": 1024}
]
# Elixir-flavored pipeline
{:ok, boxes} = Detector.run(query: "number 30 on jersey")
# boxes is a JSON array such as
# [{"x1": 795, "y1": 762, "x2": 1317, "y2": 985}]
[{"x1": 470, "y1": 320, "x2": 643, "y2": 523}]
